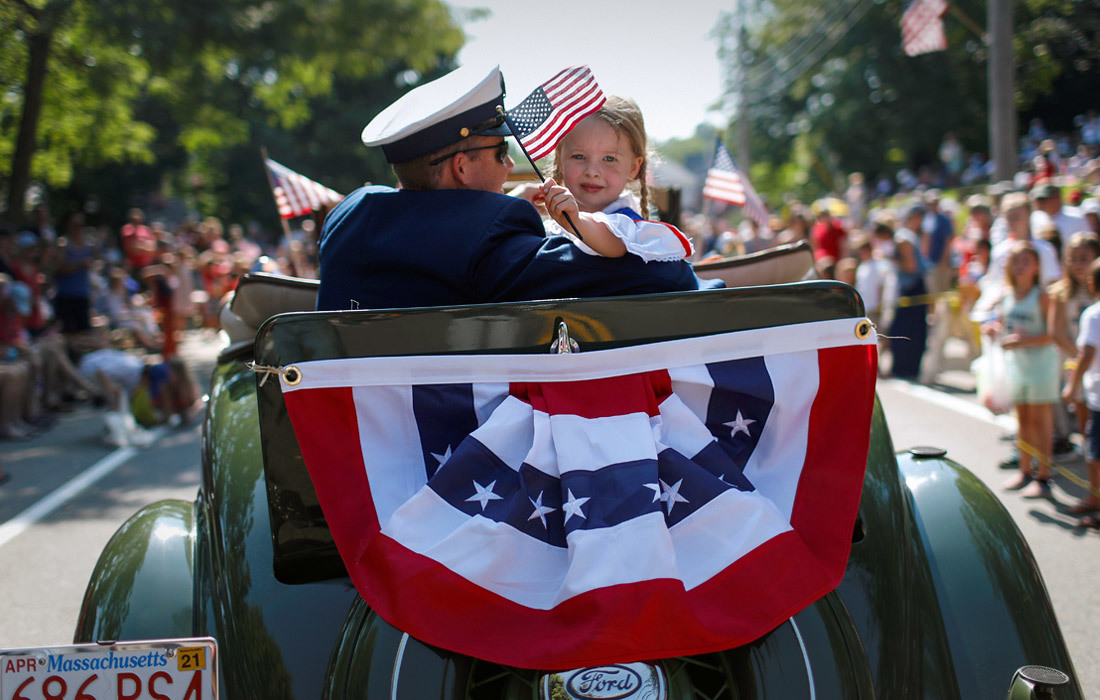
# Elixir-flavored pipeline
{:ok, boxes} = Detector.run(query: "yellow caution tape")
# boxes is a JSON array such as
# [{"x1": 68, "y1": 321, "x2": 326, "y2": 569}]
[{"x1": 1014, "y1": 438, "x2": 1099, "y2": 497}]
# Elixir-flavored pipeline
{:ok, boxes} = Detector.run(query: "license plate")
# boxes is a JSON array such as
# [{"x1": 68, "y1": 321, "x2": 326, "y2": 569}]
[{"x1": 0, "y1": 638, "x2": 217, "y2": 700}]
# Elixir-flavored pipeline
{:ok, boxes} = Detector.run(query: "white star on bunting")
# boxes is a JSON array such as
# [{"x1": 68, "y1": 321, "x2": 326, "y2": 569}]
[
  {"x1": 724, "y1": 411, "x2": 756, "y2": 439},
  {"x1": 431, "y1": 445, "x2": 453, "y2": 466},
  {"x1": 527, "y1": 491, "x2": 556, "y2": 529},
  {"x1": 660, "y1": 478, "x2": 690, "y2": 515},
  {"x1": 465, "y1": 480, "x2": 503, "y2": 511},
  {"x1": 562, "y1": 489, "x2": 591, "y2": 523}
]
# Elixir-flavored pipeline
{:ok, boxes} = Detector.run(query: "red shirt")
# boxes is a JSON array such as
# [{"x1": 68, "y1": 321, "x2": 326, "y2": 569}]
[
  {"x1": 811, "y1": 219, "x2": 847, "y2": 260},
  {"x1": 121, "y1": 223, "x2": 157, "y2": 270}
]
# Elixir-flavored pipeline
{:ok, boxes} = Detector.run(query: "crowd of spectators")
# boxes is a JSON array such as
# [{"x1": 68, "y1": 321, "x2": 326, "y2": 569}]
[
  {"x1": 0, "y1": 204, "x2": 318, "y2": 483},
  {"x1": 677, "y1": 113, "x2": 1100, "y2": 522}
]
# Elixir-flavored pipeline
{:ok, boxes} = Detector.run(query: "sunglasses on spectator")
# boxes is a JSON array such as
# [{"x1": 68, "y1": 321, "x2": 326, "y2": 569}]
[{"x1": 429, "y1": 141, "x2": 510, "y2": 166}]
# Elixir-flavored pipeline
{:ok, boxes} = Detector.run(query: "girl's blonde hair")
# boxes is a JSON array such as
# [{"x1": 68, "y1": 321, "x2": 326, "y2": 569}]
[
  {"x1": 1005, "y1": 240, "x2": 1041, "y2": 291},
  {"x1": 1049, "y1": 232, "x2": 1100, "y2": 302},
  {"x1": 550, "y1": 95, "x2": 651, "y2": 217}
]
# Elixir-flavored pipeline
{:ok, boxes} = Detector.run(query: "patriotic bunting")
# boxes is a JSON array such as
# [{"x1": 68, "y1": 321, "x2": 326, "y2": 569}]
[
  {"x1": 265, "y1": 158, "x2": 343, "y2": 219},
  {"x1": 279, "y1": 318, "x2": 878, "y2": 669}
]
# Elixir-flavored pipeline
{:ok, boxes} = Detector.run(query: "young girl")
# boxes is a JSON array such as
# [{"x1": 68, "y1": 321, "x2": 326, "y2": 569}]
[
  {"x1": 530, "y1": 96, "x2": 693, "y2": 262},
  {"x1": 995, "y1": 241, "x2": 1062, "y2": 497},
  {"x1": 1049, "y1": 233, "x2": 1100, "y2": 439}
]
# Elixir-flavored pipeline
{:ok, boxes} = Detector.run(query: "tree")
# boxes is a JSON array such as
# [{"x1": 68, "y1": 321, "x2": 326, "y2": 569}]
[
  {"x1": 2, "y1": 0, "x2": 157, "y2": 227},
  {"x1": 714, "y1": 0, "x2": 1098, "y2": 203},
  {"x1": 2, "y1": 0, "x2": 466, "y2": 227}
]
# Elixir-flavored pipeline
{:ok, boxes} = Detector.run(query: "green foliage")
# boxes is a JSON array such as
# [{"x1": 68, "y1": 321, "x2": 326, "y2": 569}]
[
  {"x1": 1014, "y1": 0, "x2": 1100, "y2": 130},
  {"x1": 2, "y1": 0, "x2": 466, "y2": 226},
  {"x1": 1, "y1": 0, "x2": 156, "y2": 188},
  {"x1": 715, "y1": 0, "x2": 1100, "y2": 205}
]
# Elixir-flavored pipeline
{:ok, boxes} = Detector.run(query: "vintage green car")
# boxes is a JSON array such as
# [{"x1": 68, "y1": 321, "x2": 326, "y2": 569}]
[{"x1": 74, "y1": 258, "x2": 1081, "y2": 699}]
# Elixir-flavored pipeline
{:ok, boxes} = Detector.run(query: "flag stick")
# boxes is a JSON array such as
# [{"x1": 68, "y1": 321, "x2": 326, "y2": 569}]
[
  {"x1": 259, "y1": 147, "x2": 300, "y2": 273},
  {"x1": 502, "y1": 113, "x2": 584, "y2": 242},
  {"x1": 947, "y1": 3, "x2": 986, "y2": 40}
]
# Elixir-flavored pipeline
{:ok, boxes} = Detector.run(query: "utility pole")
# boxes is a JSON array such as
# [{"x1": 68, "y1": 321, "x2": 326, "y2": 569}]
[
  {"x1": 988, "y1": 0, "x2": 1016, "y2": 182},
  {"x1": 736, "y1": 0, "x2": 751, "y2": 169}
]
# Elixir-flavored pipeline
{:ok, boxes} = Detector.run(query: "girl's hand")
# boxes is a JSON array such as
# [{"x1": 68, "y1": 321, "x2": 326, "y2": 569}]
[
  {"x1": 540, "y1": 179, "x2": 581, "y2": 230},
  {"x1": 1000, "y1": 333, "x2": 1022, "y2": 349}
]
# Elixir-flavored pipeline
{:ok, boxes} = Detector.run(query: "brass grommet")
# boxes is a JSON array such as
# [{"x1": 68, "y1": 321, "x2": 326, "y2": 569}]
[
  {"x1": 855, "y1": 319, "x2": 873, "y2": 339},
  {"x1": 284, "y1": 365, "x2": 302, "y2": 386},
  {"x1": 459, "y1": 127, "x2": 470, "y2": 137}
]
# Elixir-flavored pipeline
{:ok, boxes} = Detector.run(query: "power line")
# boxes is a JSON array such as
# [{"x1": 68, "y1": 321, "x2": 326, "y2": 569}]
[
  {"x1": 743, "y1": 0, "x2": 866, "y2": 91},
  {"x1": 746, "y1": 0, "x2": 874, "y2": 102}
]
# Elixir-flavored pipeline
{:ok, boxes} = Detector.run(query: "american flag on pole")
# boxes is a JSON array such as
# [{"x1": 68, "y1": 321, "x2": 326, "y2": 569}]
[
  {"x1": 703, "y1": 140, "x2": 770, "y2": 231},
  {"x1": 279, "y1": 319, "x2": 878, "y2": 669},
  {"x1": 265, "y1": 158, "x2": 343, "y2": 219},
  {"x1": 901, "y1": 0, "x2": 948, "y2": 56},
  {"x1": 505, "y1": 66, "x2": 606, "y2": 162}
]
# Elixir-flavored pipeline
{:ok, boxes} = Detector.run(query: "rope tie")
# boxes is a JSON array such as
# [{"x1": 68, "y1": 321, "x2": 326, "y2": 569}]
[{"x1": 247, "y1": 362, "x2": 301, "y2": 387}]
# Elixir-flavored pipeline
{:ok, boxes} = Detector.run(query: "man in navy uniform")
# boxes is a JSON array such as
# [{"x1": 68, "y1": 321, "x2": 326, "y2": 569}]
[{"x1": 316, "y1": 65, "x2": 708, "y2": 311}]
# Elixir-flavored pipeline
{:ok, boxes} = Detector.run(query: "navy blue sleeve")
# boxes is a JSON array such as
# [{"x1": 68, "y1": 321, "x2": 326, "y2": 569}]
[{"x1": 470, "y1": 198, "x2": 708, "y2": 303}]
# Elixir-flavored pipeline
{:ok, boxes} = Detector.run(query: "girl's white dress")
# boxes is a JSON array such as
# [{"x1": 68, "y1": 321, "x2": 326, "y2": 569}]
[{"x1": 545, "y1": 193, "x2": 693, "y2": 262}]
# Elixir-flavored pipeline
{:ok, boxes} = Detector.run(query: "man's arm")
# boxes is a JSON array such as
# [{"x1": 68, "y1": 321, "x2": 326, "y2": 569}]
[{"x1": 473, "y1": 198, "x2": 702, "y2": 304}]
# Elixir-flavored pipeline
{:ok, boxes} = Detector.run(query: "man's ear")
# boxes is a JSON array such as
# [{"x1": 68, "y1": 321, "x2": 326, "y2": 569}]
[
  {"x1": 432, "y1": 155, "x2": 463, "y2": 189},
  {"x1": 451, "y1": 153, "x2": 474, "y2": 188}
]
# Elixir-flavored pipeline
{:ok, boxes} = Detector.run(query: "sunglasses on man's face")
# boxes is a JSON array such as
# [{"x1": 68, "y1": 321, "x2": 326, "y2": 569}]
[{"x1": 429, "y1": 140, "x2": 510, "y2": 166}]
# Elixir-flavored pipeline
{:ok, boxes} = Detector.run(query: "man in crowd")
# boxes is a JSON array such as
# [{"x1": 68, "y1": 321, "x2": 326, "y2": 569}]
[
  {"x1": 1031, "y1": 184, "x2": 1089, "y2": 241},
  {"x1": 921, "y1": 190, "x2": 956, "y2": 299},
  {"x1": 316, "y1": 65, "x2": 706, "y2": 311}
]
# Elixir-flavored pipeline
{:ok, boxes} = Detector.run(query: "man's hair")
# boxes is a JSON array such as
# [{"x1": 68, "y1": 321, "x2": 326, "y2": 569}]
[{"x1": 391, "y1": 147, "x2": 454, "y2": 191}]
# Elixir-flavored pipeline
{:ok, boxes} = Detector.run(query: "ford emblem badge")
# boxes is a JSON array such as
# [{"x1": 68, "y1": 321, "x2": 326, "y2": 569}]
[{"x1": 539, "y1": 662, "x2": 667, "y2": 700}]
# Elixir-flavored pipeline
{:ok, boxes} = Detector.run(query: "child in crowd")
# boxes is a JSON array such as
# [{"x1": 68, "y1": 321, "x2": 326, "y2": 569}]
[
  {"x1": 520, "y1": 96, "x2": 693, "y2": 262},
  {"x1": 1062, "y1": 257, "x2": 1100, "y2": 527},
  {"x1": 1048, "y1": 233, "x2": 1100, "y2": 438},
  {"x1": 101, "y1": 269, "x2": 161, "y2": 351},
  {"x1": 991, "y1": 241, "x2": 1061, "y2": 498},
  {"x1": 852, "y1": 234, "x2": 890, "y2": 332},
  {"x1": 79, "y1": 325, "x2": 202, "y2": 430}
]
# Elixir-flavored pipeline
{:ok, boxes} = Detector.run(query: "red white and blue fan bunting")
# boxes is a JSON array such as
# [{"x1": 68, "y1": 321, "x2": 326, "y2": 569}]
[{"x1": 280, "y1": 318, "x2": 878, "y2": 669}]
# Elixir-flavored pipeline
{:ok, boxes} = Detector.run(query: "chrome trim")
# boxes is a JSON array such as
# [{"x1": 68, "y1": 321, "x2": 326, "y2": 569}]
[
  {"x1": 391, "y1": 632, "x2": 410, "y2": 700},
  {"x1": 789, "y1": 616, "x2": 816, "y2": 700}
]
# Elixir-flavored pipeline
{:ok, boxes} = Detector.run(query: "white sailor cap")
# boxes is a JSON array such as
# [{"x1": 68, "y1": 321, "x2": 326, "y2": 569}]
[{"x1": 361, "y1": 65, "x2": 511, "y2": 164}]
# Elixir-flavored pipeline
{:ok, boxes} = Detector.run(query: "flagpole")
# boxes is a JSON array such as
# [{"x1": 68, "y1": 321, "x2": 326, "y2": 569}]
[
  {"x1": 502, "y1": 110, "x2": 584, "y2": 241},
  {"x1": 260, "y1": 147, "x2": 301, "y2": 272}
]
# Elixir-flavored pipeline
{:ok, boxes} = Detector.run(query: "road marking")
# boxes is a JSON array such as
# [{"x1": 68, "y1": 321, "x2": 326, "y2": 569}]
[
  {"x1": 0, "y1": 429, "x2": 167, "y2": 550},
  {"x1": 880, "y1": 378, "x2": 1017, "y2": 432}
]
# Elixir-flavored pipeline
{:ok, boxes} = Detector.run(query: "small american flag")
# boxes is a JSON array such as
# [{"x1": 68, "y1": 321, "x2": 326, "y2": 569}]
[
  {"x1": 901, "y1": 0, "x2": 948, "y2": 57},
  {"x1": 505, "y1": 66, "x2": 606, "y2": 162},
  {"x1": 265, "y1": 158, "x2": 343, "y2": 219},
  {"x1": 703, "y1": 140, "x2": 770, "y2": 231}
]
